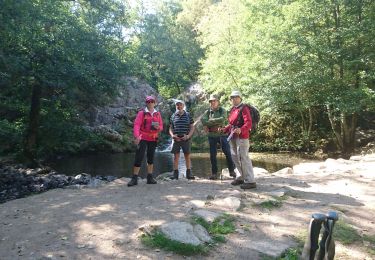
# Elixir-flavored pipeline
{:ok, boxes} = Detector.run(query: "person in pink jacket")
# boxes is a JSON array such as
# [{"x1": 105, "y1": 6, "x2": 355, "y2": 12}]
[{"x1": 128, "y1": 96, "x2": 164, "y2": 187}]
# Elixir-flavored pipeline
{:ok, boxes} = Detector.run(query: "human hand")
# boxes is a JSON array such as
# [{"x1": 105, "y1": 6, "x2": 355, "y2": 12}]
[
  {"x1": 173, "y1": 134, "x2": 181, "y2": 141},
  {"x1": 182, "y1": 134, "x2": 189, "y2": 141},
  {"x1": 203, "y1": 126, "x2": 209, "y2": 133},
  {"x1": 234, "y1": 128, "x2": 241, "y2": 135},
  {"x1": 134, "y1": 137, "x2": 141, "y2": 145}
]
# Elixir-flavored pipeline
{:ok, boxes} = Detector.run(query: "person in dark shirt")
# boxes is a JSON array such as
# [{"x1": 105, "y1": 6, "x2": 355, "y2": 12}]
[
  {"x1": 169, "y1": 100, "x2": 195, "y2": 180},
  {"x1": 201, "y1": 94, "x2": 236, "y2": 180}
]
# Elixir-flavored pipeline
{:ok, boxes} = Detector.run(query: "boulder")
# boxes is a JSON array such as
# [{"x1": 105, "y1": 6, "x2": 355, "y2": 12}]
[
  {"x1": 211, "y1": 196, "x2": 241, "y2": 211},
  {"x1": 160, "y1": 221, "x2": 211, "y2": 246},
  {"x1": 193, "y1": 209, "x2": 222, "y2": 223}
]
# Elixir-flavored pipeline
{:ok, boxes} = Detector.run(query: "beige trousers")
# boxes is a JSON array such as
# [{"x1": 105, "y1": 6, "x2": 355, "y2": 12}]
[{"x1": 229, "y1": 138, "x2": 255, "y2": 183}]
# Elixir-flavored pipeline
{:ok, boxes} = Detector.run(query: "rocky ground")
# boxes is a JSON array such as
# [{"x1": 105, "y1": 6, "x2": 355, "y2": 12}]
[{"x1": 0, "y1": 154, "x2": 374, "y2": 260}]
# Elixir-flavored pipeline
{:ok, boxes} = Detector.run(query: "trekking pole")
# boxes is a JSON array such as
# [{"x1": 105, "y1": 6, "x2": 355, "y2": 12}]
[
  {"x1": 301, "y1": 213, "x2": 326, "y2": 260},
  {"x1": 316, "y1": 211, "x2": 338, "y2": 260},
  {"x1": 219, "y1": 137, "x2": 223, "y2": 182}
]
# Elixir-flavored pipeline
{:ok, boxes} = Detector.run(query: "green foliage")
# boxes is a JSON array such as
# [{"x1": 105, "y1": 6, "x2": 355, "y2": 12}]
[
  {"x1": 0, "y1": 119, "x2": 24, "y2": 154},
  {"x1": 141, "y1": 231, "x2": 209, "y2": 256},
  {"x1": 130, "y1": 1, "x2": 204, "y2": 97},
  {"x1": 196, "y1": 0, "x2": 375, "y2": 155},
  {"x1": 0, "y1": 0, "x2": 131, "y2": 159}
]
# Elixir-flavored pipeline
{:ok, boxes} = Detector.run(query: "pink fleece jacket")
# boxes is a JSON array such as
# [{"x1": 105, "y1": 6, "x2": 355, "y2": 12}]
[{"x1": 133, "y1": 109, "x2": 163, "y2": 141}]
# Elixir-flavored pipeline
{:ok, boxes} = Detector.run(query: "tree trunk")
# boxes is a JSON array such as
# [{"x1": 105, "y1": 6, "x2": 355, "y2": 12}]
[
  {"x1": 23, "y1": 83, "x2": 42, "y2": 166},
  {"x1": 341, "y1": 113, "x2": 357, "y2": 158}
]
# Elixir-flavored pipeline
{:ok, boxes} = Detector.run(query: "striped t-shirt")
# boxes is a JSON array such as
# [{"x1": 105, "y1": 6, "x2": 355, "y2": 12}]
[{"x1": 170, "y1": 111, "x2": 194, "y2": 136}]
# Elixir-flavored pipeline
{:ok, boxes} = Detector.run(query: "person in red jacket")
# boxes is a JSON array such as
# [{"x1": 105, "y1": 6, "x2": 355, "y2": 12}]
[
  {"x1": 127, "y1": 95, "x2": 164, "y2": 187},
  {"x1": 222, "y1": 90, "x2": 256, "y2": 189}
]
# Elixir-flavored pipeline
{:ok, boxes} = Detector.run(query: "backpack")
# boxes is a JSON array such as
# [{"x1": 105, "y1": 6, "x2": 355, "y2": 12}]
[{"x1": 235, "y1": 104, "x2": 260, "y2": 132}]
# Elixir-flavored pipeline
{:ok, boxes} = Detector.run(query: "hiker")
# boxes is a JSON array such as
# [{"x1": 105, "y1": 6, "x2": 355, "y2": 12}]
[
  {"x1": 201, "y1": 94, "x2": 236, "y2": 180},
  {"x1": 127, "y1": 95, "x2": 163, "y2": 187},
  {"x1": 169, "y1": 100, "x2": 195, "y2": 180},
  {"x1": 221, "y1": 90, "x2": 256, "y2": 189}
]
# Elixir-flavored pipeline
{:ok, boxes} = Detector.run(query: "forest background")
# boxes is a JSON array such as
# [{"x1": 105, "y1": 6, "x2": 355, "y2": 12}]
[{"x1": 1, "y1": 0, "x2": 374, "y2": 166}]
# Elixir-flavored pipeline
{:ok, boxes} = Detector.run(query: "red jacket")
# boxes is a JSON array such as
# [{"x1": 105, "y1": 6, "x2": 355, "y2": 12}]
[
  {"x1": 224, "y1": 104, "x2": 252, "y2": 139},
  {"x1": 133, "y1": 109, "x2": 163, "y2": 141}
]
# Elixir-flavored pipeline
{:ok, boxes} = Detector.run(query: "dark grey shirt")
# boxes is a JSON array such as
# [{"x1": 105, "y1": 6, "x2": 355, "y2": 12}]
[{"x1": 170, "y1": 111, "x2": 194, "y2": 136}]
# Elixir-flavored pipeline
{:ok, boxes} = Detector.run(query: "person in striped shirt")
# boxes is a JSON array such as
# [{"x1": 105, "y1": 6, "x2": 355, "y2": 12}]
[{"x1": 169, "y1": 100, "x2": 195, "y2": 180}]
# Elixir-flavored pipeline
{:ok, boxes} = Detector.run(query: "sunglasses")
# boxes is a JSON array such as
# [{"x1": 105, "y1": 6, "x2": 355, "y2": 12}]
[{"x1": 146, "y1": 100, "x2": 155, "y2": 104}]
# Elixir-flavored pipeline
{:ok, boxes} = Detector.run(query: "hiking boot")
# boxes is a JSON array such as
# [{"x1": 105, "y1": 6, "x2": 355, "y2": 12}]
[
  {"x1": 229, "y1": 170, "x2": 236, "y2": 178},
  {"x1": 147, "y1": 174, "x2": 157, "y2": 184},
  {"x1": 173, "y1": 170, "x2": 179, "y2": 180},
  {"x1": 240, "y1": 182, "x2": 257, "y2": 189},
  {"x1": 209, "y1": 174, "x2": 218, "y2": 180},
  {"x1": 231, "y1": 179, "x2": 244, "y2": 186},
  {"x1": 127, "y1": 175, "x2": 138, "y2": 187},
  {"x1": 186, "y1": 169, "x2": 195, "y2": 180}
]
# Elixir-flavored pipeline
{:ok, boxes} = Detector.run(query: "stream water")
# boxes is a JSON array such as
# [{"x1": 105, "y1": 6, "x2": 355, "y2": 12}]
[{"x1": 50, "y1": 151, "x2": 318, "y2": 179}]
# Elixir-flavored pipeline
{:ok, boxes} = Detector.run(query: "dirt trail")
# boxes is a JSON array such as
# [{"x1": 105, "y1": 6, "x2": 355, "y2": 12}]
[{"x1": 0, "y1": 158, "x2": 374, "y2": 260}]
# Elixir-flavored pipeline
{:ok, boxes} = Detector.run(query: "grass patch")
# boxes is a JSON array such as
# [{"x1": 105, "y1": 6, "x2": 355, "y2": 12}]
[
  {"x1": 259, "y1": 199, "x2": 283, "y2": 209},
  {"x1": 278, "y1": 247, "x2": 301, "y2": 260},
  {"x1": 364, "y1": 234, "x2": 375, "y2": 255},
  {"x1": 257, "y1": 195, "x2": 288, "y2": 210},
  {"x1": 193, "y1": 214, "x2": 236, "y2": 238},
  {"x1": 141, "y1": 231, "x2": 209, "y2": 256},
  {"x1": 364, "y1": 234, "x2": 375, "y2": 244},
  {"x1": 334, "y1": 220, "x2": 361, "y2": 245}
]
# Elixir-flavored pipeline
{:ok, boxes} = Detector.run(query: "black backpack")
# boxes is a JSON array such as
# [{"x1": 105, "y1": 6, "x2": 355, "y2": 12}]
[{"x1": 235, "y1": 104, "x2": 260, "y2": 132}]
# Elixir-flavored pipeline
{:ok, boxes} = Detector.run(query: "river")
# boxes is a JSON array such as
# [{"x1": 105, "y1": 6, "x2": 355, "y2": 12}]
[{"x1": 50, "y1": 151, "x2": 319, "y2": 179}]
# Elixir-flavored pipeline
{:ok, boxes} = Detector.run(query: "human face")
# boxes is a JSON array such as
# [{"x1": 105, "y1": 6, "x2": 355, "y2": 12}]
[
  {"x1": 146, "y1": 100, "x2": 155, "y2": 110},
  {"x1": 230, "y1": 96, "x2": 241, "y2": 106},
  {"x1": 209, "y1": 100, "x2": 219, "y2": 110},
  {"x1": 176, "y1": 102, "x2": 184, "y2": 111}
]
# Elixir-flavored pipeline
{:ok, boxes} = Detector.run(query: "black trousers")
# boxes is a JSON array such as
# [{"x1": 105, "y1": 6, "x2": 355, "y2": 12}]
[{"x1": 133, "y1": 140, "x2": 157, "y2": 167}]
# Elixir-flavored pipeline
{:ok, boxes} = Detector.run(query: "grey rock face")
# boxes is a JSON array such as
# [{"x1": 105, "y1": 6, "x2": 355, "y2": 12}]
[{"x1": 84, "y1": 77, "x2": 164, "y2": 129}]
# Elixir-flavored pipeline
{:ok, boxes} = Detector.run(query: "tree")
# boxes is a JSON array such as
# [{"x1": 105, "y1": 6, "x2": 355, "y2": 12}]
[
  {"x1": 0, "y1": 0, "x2": 127, "y2": 164},
  {"x1": 131, "y1": 1, "x2": 204, "y2": 97},
  {"x1": 196, "y1": 0, "x2": 375, "y2": 155}
]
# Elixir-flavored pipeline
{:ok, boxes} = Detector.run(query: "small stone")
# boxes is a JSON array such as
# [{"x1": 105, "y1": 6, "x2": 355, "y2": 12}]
[{"x1": 77, "y1": 244, "x2": 86, "y2": 248}]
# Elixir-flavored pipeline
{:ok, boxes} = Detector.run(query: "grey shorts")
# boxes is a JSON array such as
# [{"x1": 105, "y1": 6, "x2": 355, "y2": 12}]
[{"x1": 171, "y1": 139, "x2": 191, "y2": 154}]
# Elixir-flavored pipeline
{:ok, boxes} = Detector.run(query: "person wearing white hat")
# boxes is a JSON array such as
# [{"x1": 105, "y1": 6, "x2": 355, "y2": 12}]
[
  {"x1": 201, "y1": 94, "x2": 236, "y2": 180},
  {"x1": 169, "y1": 100, "x2": 195, "y2": 180},
  {"x1": 222, "y1": 90, "x2": 256, "y2": 189}
]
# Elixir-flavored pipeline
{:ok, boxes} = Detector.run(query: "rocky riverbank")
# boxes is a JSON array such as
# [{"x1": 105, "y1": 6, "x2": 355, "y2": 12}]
[{"x1": 0, "y1": 164, "x2": 117, "y2": 204}]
